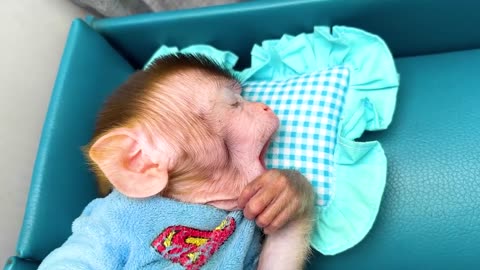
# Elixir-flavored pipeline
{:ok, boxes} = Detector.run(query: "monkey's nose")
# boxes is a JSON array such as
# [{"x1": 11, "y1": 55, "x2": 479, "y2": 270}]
[{"x1": 257, "y1": 102, "x2": 271, "y2": 112}]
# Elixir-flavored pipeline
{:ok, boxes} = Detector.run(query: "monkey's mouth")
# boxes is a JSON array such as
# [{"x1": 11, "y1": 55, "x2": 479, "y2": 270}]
[{"x1": 259, "y1": 140, "x2": 271, "y2": 170}]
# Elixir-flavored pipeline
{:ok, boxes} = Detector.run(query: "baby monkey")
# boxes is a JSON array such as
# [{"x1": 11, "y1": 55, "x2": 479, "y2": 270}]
[{"x1": 39, "y1": 54, "x2": 314, "y2": 270}]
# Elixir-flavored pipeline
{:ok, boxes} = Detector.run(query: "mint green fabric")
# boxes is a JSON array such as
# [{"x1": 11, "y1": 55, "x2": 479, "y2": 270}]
[{"x1": 144, "y1": 26, "x2": 399, "y2": 256}]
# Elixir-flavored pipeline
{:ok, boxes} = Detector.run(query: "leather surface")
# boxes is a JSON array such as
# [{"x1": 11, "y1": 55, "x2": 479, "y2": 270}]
[
  {"x1": 6, "y1": 1, "x2": 480, "y2": 269},
  {"x1": 90, "y1": 0, "x2": 480, "y2": 69},
  {"x1": 307, "y1": 49, "x2": 480, "y2": 269},
  {"x1": 14, "y1": 19, "x2": 134, "y2": 261},
  {"x1": 3, "y1": 257, "x2": 39, "y2": 270}
]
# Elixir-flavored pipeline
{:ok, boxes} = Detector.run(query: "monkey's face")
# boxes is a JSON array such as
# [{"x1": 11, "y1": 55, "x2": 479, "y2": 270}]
[
  {"x1": 206, "y1": 84, "x2": 279, "y2": 178},
  {"x1": 158, "y1": 81, "x2": 280, "y2": 209}
]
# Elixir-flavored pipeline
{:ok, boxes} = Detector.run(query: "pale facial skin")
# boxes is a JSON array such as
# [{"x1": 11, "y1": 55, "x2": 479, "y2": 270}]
[{"x1": 87, "y1": 55, "x2": 314, "y2": 269}]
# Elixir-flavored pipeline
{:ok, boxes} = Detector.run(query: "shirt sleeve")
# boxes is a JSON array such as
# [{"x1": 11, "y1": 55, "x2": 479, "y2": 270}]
[{"x1": 38, "y1": 201, "x2": 125, "y2": 270}]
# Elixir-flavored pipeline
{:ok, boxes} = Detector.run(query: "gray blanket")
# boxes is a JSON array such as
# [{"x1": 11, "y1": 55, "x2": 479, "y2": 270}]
[{"x1": 71, "y1": 0, "x2": 243, "y2": 17}]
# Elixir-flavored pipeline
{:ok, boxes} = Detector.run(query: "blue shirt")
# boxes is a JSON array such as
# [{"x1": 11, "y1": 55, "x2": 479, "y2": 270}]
[{"x1": 39, "y1": 190, "x2": 262, "y2": 270}]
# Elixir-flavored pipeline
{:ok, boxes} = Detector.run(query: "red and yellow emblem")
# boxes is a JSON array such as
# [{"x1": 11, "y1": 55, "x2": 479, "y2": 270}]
[{"x1": 151, "y1": 217, "x2": 236, "y2": 270}]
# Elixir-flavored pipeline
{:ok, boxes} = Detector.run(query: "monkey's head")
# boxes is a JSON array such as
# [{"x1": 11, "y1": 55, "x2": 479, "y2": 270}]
[{"x1": 85, "y1": 54, "x2": 279, "y2": 210}]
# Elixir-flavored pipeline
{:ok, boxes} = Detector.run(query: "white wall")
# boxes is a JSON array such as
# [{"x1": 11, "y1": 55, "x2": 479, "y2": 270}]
[{"x1": 0, "y1": 0, "x2": 86, "y2": 265}]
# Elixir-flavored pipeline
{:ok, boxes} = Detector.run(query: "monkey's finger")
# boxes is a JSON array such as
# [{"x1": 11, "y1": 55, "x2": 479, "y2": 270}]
[
  {"x1": 254, "y1": 189, "x2": 290, "y2": 229},
  {"x1": 243, "y1": 186, "x2": 278, "y2": 220},
  {"x1": 237, "y1": 173, "x2": 270, "y2": 209},
  {"x1": 263, "y1": 206, "x2": 292, "y2": 235},
  {"x1": 238, "y1": 185, "x2": 261, "y2": 210}
]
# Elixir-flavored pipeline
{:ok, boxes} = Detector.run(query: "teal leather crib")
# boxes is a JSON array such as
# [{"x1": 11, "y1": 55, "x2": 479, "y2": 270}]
[{"x1": 4, "y1": 0, "x2": 480, "y2": 269}]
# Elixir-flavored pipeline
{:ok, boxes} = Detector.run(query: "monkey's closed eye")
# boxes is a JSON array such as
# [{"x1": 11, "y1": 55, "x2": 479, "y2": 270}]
[{"x1": 231, "y1": 101, "x2": 241, "y2": 108}]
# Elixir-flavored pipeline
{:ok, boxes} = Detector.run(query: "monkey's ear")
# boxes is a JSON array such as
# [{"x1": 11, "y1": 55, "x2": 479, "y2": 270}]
[{"x1": 89, "y1": 128, "x2": 170, "y2": 198}]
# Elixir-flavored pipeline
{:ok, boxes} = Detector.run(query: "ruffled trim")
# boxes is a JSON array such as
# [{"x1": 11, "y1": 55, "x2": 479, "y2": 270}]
[{"x1": 144, "y1": 25, "x2": 399, "y2": 256}]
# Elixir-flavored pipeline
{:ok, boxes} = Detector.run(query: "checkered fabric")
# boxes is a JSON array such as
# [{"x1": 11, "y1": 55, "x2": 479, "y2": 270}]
[{"x1": 242, "y1": 67, "x2": 350, "y2": 206}]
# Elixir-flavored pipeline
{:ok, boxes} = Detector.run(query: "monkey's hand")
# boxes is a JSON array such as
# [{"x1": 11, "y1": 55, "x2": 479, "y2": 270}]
[{"x1": 237, "y1": 169, "x2": 314, "y2": 234}]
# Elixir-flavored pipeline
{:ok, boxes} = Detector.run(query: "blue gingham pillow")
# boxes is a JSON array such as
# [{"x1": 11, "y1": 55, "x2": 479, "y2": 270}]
[{"x1": 242, "y1": 67, "x2": 349, "y2": 206}]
